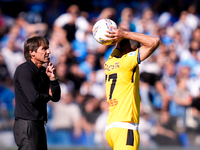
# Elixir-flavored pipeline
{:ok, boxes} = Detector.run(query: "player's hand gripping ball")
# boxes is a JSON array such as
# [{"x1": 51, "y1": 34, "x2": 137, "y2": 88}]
[{"x1": 92, "y1": 19, "x2": 117, "y2": 45}]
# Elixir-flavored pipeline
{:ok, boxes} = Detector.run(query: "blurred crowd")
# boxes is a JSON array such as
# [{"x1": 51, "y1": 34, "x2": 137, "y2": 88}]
[{"x1": 0, "y1": 0, "x2": 200, "y2": 149}]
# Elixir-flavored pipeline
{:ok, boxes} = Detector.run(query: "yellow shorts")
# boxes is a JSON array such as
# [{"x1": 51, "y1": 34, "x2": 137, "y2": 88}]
[{"x1": 105, "y1": 122, "x2": 140, "y2": 150}]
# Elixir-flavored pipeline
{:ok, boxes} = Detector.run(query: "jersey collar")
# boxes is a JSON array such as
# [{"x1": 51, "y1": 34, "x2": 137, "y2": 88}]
[{"x1": 110, "y1": 48, "x2": 121, "y2": 58}]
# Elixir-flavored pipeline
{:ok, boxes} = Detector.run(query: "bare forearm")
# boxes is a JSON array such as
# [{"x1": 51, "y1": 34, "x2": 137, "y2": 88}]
[
  {"x1": 123, "y1": 31, "x2": 159, "y2": 50},
  {"x1": 124, "y1": 31, "x2": 160, "y2": 60},
  {"x1": 106, "y1": 27, "x2": 160, "y2": 61}
]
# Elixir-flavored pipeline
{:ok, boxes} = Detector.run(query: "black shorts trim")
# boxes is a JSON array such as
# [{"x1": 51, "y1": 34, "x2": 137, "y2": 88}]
[{"x1": 126, "y1": 129, "x2": 134, "y2": 146}]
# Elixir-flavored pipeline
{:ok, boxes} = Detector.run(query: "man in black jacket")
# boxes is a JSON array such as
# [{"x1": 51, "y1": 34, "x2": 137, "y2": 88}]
[{"x1": 13, "y1": 36, "x2": 61, "y2": 150}]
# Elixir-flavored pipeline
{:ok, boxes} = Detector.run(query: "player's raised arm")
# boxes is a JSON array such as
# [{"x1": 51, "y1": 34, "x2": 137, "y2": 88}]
[{"x1": 106, "y1": 27, "x2": 160, "y2": 61}]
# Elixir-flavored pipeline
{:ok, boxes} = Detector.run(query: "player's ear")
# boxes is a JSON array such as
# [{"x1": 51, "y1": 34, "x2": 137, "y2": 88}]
[
  {"x1": 30, "y1": 50, "x2": 35, "y2": 57},
  {"x1": 130, "y1": 40, "x2": 140, "y2": 50},
  {"x1": 130, "y1": 45, "x2": 137, "y2": 51}
]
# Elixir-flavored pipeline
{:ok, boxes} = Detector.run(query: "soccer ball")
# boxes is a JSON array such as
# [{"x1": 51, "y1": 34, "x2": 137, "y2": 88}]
[{"x1": 92, "y1": 19, "x2": 117, "y2": 45}]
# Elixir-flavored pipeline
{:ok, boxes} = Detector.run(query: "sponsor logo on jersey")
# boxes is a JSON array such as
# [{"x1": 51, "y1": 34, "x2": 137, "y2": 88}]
[
  {"x1": 128, "y1": 51, "x2": 136, "y2": 56},
  {"x1": 104, "y1": 62, "x2": 119, "y2": 71}
]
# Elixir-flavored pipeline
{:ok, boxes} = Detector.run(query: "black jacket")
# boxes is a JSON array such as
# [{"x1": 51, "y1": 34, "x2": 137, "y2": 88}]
[{"x1": 13, "y1": 59, "x2": 61, "y2": 121}]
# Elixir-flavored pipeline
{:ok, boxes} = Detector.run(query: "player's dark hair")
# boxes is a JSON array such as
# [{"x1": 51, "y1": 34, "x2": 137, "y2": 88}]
[
  {"x1": 24, "y1": 36, "x2": 49, "y2": 60},
  {"x1": 119, "y1": 39, "x2": 140, "y2": 52}
]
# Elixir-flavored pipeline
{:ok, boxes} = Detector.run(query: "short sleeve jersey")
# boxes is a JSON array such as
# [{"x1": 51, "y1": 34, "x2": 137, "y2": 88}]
[{"x1": 104, "y1": 48, "x2": 141, "y2": 125}]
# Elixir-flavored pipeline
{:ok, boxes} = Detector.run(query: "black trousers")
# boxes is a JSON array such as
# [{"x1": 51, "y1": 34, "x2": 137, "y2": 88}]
[{"x1": 13, "y1": 118, "x2": 47, "y2": 150}]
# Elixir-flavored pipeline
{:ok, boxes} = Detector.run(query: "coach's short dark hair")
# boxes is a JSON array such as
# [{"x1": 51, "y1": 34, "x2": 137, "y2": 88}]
[
  {"x1": 119, "y1": 39, "x2": 140, "y2": 52},
  {"x1": 24, "y1": 36, "x2": 49, "y2": 60}
]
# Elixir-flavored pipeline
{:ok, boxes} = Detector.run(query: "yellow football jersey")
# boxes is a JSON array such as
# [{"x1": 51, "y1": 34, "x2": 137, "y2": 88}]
[{"x1": 104, "y1": 48, "x2": 141, "y2": 125}]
